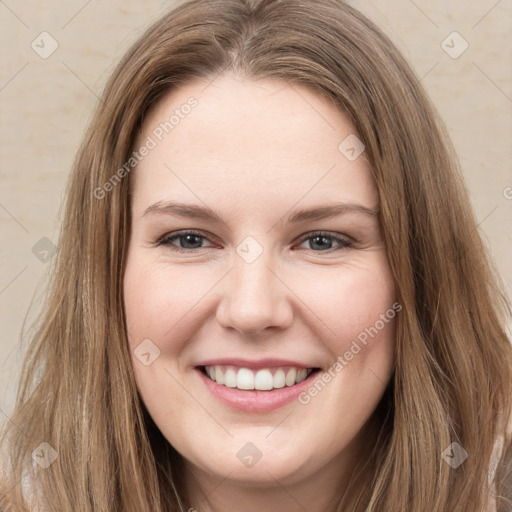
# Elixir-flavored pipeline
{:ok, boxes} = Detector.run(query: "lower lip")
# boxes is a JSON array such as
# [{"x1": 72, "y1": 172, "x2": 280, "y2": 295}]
[{"x1": 195, "y1": 367, "x2": 320, "y2": 413}]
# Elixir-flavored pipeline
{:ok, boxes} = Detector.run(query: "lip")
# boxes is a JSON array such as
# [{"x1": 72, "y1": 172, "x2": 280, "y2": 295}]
[
  {"x1": 194, "y1": 357, "x2": 314, "y2": 370},
  {"x1": 195, "y1": 365, "x2": 321, "y2": 413}
]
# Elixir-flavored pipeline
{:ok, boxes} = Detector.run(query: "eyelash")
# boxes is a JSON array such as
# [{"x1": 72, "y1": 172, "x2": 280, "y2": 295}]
[{"x1": 155, "y1": 230, "x2": 353, "y2": 254}]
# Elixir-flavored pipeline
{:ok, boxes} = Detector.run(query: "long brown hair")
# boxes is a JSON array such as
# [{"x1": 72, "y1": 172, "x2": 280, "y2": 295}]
[{"x1": 1, "y1": 0, "x2": 511, "y2": 510}]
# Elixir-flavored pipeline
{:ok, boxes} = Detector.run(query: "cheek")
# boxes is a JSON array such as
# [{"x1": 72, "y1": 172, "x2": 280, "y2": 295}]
[
  {"x1": 292, "y1": 254, "x2": 397, "y2": 406},
  {"x1": 123, "y1": 255, "x2": 214, "y2": 350},
  {"x1": 293, "y1": 254, "x2": 397, "y2": 353},
  {"x1": 330, "y1": 271, "x2": 396, "y2": 359}
]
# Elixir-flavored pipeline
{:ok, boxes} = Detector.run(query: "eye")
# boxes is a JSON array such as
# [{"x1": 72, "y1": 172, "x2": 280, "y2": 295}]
[
  {"x1": 155, "y1": 230, "x2": 352, "y2": 254},
  {"x1": 156, "y1": 230, "x2": 214, "y2": 252},
  {"x1": 295, "y1": 231, "x2": 353, "y2": 252}
]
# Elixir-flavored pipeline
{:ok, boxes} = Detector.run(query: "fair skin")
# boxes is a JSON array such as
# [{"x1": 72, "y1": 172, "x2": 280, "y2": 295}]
[{"x1": 123, "y1": 73, "x2": 397, "y2": 512}]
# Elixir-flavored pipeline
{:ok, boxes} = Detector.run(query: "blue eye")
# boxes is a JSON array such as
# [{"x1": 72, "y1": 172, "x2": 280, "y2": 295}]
[
  {"x1": 157, "y1": 230, "x2": 212, "y2": 252},
  {"x1": 296, "y1": 231, "x2": 352, "y2": 252},
  {"x1": 156, "y1": 230, "x2": 352, "y2": 253}
]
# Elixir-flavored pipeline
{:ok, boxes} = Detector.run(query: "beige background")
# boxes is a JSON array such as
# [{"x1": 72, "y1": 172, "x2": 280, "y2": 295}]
[{"x1": 1, "y1": 0, "x2": 511, "y2": 423}]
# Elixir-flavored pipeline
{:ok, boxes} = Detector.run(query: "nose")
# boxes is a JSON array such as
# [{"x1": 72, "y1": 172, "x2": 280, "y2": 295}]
[{"x1": 216, "y1": 252, "x2": 293, "y2": 336}]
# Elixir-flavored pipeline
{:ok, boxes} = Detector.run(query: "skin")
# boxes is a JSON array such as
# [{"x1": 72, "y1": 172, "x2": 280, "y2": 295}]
[{"x1": 123, "y1": 72, "x2": 397, "y2": 512}]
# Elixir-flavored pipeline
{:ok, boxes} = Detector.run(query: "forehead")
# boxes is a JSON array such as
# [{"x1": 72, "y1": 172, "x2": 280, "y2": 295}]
[{"x1": 131, "y1": 73, "x2": 377, "y2": 212}]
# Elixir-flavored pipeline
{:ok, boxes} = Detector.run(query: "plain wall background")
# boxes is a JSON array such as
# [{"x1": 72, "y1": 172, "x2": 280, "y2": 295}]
[{"x1": 1, "y1": 0, "x2": 511, "y2": 424}]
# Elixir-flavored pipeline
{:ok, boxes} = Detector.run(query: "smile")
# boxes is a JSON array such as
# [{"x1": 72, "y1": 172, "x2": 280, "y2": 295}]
[
  {"x1": 195, "y1": 362, "x2": 322, "y2": 413},
  {"x1": 202, "y1": 364, "x2": 315, "y2": 391}
]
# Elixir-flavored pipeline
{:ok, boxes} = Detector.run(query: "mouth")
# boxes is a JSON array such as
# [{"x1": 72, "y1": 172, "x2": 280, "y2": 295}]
[
  {"x1": 195, "y1": 363, "x2": 322, "y2": 412},
  {"x1": 198, "y1": 364, "x2": 321, "y2": 391}
]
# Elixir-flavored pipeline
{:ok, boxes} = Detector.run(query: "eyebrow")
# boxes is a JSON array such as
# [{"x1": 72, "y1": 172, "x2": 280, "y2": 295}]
[{"x1": 142, "y1": 201, "x2": 379, "y2": 225}]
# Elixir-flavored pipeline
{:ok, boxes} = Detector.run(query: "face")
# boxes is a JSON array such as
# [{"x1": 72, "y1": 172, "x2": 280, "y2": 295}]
[{"x1": 123, "y1": 73, "x2": 397, "y2": 494}]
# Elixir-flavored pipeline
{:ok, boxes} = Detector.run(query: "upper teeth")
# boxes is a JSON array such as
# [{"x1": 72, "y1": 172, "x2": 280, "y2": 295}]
[{"x1": 204, "y1": 365, "x2": 313, "y2": 391}]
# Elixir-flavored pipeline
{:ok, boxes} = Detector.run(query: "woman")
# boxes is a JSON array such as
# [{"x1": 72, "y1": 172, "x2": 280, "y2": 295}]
[{"x1": 1, "y1": 0, "x2": 511, "y2": 510}]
